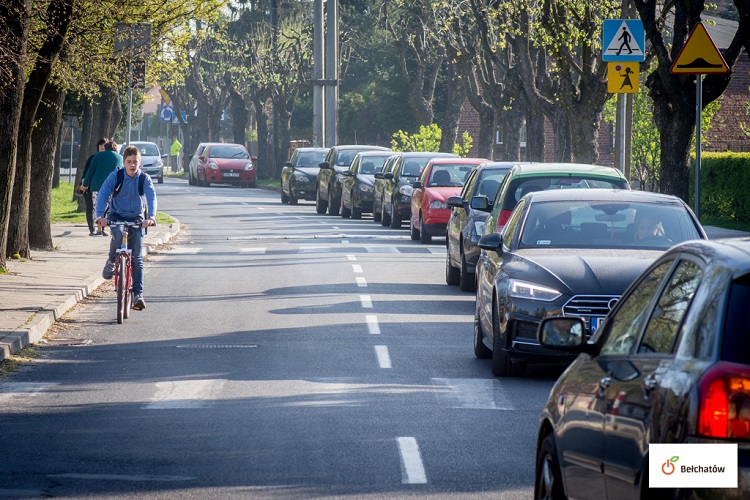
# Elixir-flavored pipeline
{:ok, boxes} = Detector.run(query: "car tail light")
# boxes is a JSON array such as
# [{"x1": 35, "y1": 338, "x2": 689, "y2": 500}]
[
  {"x1": 697, "y1": 362, "x2": 750, "y2": 440},
  {"x1": 496, "y1": 209, "x2": 512, "y2": 233}
]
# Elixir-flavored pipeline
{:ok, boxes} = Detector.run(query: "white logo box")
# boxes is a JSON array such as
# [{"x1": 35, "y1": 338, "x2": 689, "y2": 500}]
[{"x1": 649, "y1": 443, "x2": 738, "y2": 488}]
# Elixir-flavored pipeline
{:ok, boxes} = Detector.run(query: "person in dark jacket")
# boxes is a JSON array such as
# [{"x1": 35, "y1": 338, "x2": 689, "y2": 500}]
[
  {"x1": 81, "y1": 140, "x2": 123, "y2": 235},
  {"x1": 78, "y1": 138, "x2": 108, "y2": 236}
]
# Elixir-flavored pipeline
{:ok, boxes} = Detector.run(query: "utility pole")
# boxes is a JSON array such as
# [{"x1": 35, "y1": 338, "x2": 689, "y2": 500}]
[
  {"x1": 324, "y1": 0, "x2": 338, "y2": 147},
  {"x1": 313, "y1": 0, "x2": 325, "y2": 147}
]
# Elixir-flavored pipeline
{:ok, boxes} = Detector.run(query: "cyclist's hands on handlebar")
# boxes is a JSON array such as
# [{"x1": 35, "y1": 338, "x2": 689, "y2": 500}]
[
  {"x1": 96, "y1": 217, "x2": 155, "y2": 230},
  {"x1": 141, "y1": 218, "x2": 156, "y2": 229}
]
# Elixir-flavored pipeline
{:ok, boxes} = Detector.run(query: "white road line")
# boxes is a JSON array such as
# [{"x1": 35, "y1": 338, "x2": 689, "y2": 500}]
[
  {"x1": 342, "y1": 239, "x2": 350, "y2": 245},
  {"x1": 428, "y1": 248, "x2": 447, "y2": 254},
  {"x1": 366, "y1": 315, "x2": 380, "y2": 334},
  {"x1": 300, "y1": 246, "x2": 332, "y2": 253},
  {"x1": 397, "y1": 437, "x2": 427, "y2": 484},
  {"x1": 332, "y1": 226, "x2": 340, "y2": 230},
  {"x1": 352, "y1": 264, "x2": 363, "y2": 273},
  {"x1": 240, "y1": 248, "x2": 266, "y2": 254},
  {"x1": 0, "y1": 383, "x2": 58, "y2": 404},
  {"x1": 164, "y1": 247, "x2": 202, "y2": 254},
  {"x1": 144, "y1": 380, "x2": 225, "y2": 410},
  {"x1": 375, "y1": 346, "x2": 391, "y2": 368},
  {"x1": 257, "y1": 207, "x2": 266, "y2": 210},
  {"x1": 430, "y1": 378, "x2": 515, "y2": 410},
  {"x1": 347, "y1": 254, "x2": 357, "y2": 261},
  {"x1": 360, "y1": 295, "x2": 373, "y2": 308},
  {"x1": 356, "y1": 277, "x2": 368, "y2": 287},
  {"x1": 365, "y1": 246, "x2": 399, "y2": 253}
]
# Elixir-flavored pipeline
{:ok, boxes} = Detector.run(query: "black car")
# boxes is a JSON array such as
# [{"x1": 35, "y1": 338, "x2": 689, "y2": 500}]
[
  {"x1": 474, "y1": 189, "x2": 707, "y2": 377},
  {"x1": 315, "y1": 145, "x2": 391, "y2": 216},
  {"x1": 373, "y1": 154, "x2": 400, "y2": 223},
  {"x1": 280, "y1": 147, "x2": 328, "y2": 204},
  {"x1": 535, "y1": 237, "x2": 750, "y2": 499},
  {"x1": 446, "y1": 161, "x2": 522, "y2": 291},
  {"x1": 339, "y1": 151, "x2": 393, "y2": 219},
  {"x1": 380, "y1": 152, "x2": 458, "y2": 228}
]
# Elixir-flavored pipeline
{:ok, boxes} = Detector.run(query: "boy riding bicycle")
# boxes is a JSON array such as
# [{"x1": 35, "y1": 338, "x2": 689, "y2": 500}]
[{"x1": 95, "y1": 145, "x2": 157, "y2": 311}]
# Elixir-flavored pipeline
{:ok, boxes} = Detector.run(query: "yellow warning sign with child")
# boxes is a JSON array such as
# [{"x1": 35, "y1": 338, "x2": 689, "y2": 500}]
[{"x1": 607, "y1": 62, "x2": 639, "y2": 93}]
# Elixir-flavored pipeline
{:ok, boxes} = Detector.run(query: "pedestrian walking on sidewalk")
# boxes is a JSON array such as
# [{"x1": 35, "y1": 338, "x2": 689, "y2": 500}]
[
  {"x1": 78, "y1": 138, "x2": 108, "y2": 236},
  {"x1": 96, "y1": 145, "x2": 157, "y2": 311},
  {"x1": 81, "y1": 140, "x2": 123, "y2": 236}
]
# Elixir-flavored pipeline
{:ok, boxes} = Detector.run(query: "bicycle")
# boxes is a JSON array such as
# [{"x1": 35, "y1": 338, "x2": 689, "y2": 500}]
[{"x1": 108, "y1": 221, "x2": 141, "y2": 324}]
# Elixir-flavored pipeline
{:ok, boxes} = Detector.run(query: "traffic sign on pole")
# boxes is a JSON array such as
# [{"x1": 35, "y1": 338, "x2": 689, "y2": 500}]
[
  {"x1": 602, "y1": 20, "x2": 645, "y2": 62},
  {"x1": 670, "y1": 23, "x2": 729, "y2": 74},
  {"x1": 159, "y1": 105, "x2": 174, "y2": 123},
  {"x1": 607, "y1": 62, "x2": 639, "y2": 93}
]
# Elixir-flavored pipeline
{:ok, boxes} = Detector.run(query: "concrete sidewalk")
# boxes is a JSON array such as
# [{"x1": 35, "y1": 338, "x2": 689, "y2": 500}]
[{"x1": 0, "y1": 220, "x2": 180, "y2": 361}]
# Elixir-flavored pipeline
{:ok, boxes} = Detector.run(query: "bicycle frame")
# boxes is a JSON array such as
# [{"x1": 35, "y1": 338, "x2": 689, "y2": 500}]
[{"x1": 110, "y1": 222, "x2": 140, "y2": 324}]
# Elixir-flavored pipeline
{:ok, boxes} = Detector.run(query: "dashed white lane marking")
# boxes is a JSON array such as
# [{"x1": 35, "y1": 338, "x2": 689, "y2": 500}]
[
  {"x1": 257, "y1": 207, "x2": 266, "y2": 210},
  {"x1": 301, "y1": 246, "x2": 331, "y2": 253},
  {"x1": 428, "y1": 248, "x2": 447, "y2": 254},
  {"x1": 356, "y1": 277, "x2": 368, "y2": 287},
  {"x1": 342, "y1": 239, "x2": 350, "y2": 245},
  {"x1": 0, "y1": 383, "x2": 58, "y2": 404},
  {"x1": 360, "y1": 295, "x2": 373, "y2": 308},
  {"x1": 275, "y1": 212, "x2": 285, "y2": 215},
  {"x1": 241, "y1": 202, "x2": 250, "y2": 205},
  {"x1": 164, "y1": 247, "x2": 202, "y2": 254},
  {"x1": 375, "y1": 346, "x2": 391, "y2": 368},
  {"x1": 397, "y1": 437, "x2": 427, "y2": 484},
  {"x1": 352, "y1": 264, "x2": 363, "y2": 273},
  {"x1": 347, "y1": 254, "x2": 357, "y2": 261},
  {"x1": 48, "y1": 473, "x2": 195, "y2": 482},
  {"x1": 365, "y1": 246, "x2": 399, "y2": 253},
  {"x1": 240, "y1": 247, "x2": 266, "y2": 254},
  {"x1": 144, "y1": 380, "x2": 226, "y2": 409},
  {"x1": 366, "y1": 315, "x2": 380, "y2": 334},
  {"x1": 430, "y1": 378, "x2": 515, "y2": 410}
]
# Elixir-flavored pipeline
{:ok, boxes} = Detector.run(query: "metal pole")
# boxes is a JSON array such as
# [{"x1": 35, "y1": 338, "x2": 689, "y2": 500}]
[
  {"x1": 125, "y1": 24, "x2": 134, "y2": 148},
  {"x1": 68, "y1": 126, "x2": 73, "y2": 183},
  {"x1": 619, "y1": 94, "x2": 626, "y2": 173},
  {"x1": 325, "y1": 0, "x2": 338, "y2": 147},
  {"x1": 313, "y1": 0, "x2": 324, "y2": 147},
  {"x1": 695, "y1": 75, "x2": 702, "y2": 219}
]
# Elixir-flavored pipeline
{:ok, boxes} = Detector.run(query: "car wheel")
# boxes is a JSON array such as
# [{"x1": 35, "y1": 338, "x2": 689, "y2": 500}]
[
  {"x1": 248, "y1": 180, "x2": 256, "y2": 188},
  {"x1": 351, "y1": 193, "x2": 362, "y2": 219},
  {"x1": 315, "y1": 187, "x2": 328, "y2": 214},
  {"x1": 459, "y1": 251, "x2": 475, "y2": 292},
  {"x1": 289, "y1": 191, "x2": 298, "y2": 204},
  {"x1": 341, "y1": 200, "x2": 351, "y2": 218},
  {"x1": 473, "y1": 297, "x2": 491, "y2": 358},
  {"x1": 446, "y1": 253, "x2": 460, "y2": 286},
  {"x1": 188, "y1": 171, "x2": 195, "y2": 186},
  {"x1": 410, "y1": 215, "x2": 419, "y2": 240},
  {"x1": 281, "y1": 185, "x2": 289, "y2": 203},
  {"x1": 491, "y1": 303, "x2": 525, "y2": 377},
  {"x1": 381, "y1": 199, "x2": 391, "y2": 227},
  {"x1": 535, "y1": 434, "x2": 565, "y2": 500},
  {"x1": 158, "y1": 176, "x2": 164, "y2": 184},
  {"x1": 328, "y1": 189, "x2": 340, "y2": 216},
  {"x1": 390, "y1": 208, "x2": 401, "y2": 228},
  {"x1": 419, "y1": 214, "x2": 432, "y2": 243},
  {"x1": 373, "y1": 201, "x2": 382, "y2": 222}
]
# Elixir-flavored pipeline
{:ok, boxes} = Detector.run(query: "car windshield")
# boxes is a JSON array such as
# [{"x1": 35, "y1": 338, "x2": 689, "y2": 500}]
[
  {"x1": 504, "y1": 176, "x2": 628, "y2": 210},
  {"x1": 518, "y1": 200, "x2": 702, "y2": 250},
  {"x1": 428, "y1": 164, "x2": 475, "y2": 187},
  {"x1": 359, "y1": 156, "x2": 389, "y2": 174},
  {"x1": 402, "y1": 157, "x2": 433, "y2": 177},
  {"x1": 296, "y1": 151, "x2": 327, "y2": 167},
  {"x1": 336, "y1": 151, "x2": 359, "y2": 167},
  {"x1": 135, "y1": 144, "x2": 159, "y2": 156},
  {"x1": 475, "y1": 169, "x2": 509, "y2": 199},
  {"x1": 210, "y1": 146, "x2": 249, "y2": 159}
]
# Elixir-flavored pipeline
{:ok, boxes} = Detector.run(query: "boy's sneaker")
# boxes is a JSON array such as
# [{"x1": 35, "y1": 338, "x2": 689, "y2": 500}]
[
  {"x1": 102, "y1": 260, "x2": 115, "y2": 280},
  {"x1": 133, "y1": 295, "x2": 146, "y2": 310}
]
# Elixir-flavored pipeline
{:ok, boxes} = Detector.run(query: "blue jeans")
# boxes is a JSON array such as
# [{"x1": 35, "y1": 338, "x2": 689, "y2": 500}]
[{"x1": 108, "y1": 214, "x2": 145, "y2": 296}]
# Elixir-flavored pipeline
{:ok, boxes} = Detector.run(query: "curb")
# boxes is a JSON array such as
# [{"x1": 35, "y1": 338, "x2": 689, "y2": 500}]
[{"x1": 0, "y1": 219, "x2": 181, "y2": 362}]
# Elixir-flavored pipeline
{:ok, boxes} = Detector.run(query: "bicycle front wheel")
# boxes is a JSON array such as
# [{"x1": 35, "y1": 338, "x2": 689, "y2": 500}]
[
  {"x1": 116, "y1": 253, "x2": 127, "y2": 324},
  {"x1": 124, "y1": 257, "x2": 132, "y2": 319}
]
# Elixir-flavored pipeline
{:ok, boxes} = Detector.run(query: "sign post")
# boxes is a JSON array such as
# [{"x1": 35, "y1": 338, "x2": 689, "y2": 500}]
[
  {"x1": 670, "y1": 22, "x2": 729, "y2": 219},
  {"x1": 114, "y1": 22, "x2": 152, "y2": 147}
]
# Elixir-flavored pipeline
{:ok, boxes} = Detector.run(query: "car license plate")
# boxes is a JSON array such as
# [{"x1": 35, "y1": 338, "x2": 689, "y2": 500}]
[{"x1": 223, "y1": 172, "x2": 240, "y2": 177}]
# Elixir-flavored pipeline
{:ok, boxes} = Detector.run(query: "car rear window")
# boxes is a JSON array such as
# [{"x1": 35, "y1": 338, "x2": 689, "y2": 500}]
[
  {"x1": 721, "y1": 274, "x2": 750, "y2": 364},
  {"x1": 504, "y1": 176, "x2": 628, "y2": 210}
]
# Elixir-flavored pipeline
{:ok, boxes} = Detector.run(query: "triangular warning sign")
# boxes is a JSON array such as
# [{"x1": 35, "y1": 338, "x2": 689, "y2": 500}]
[
  {"x1": 604, "y1": 21, "x2": 644, "y2": 59},
  {"x1": 671, "y1": 23, "x2": 729, "y2": 74}
]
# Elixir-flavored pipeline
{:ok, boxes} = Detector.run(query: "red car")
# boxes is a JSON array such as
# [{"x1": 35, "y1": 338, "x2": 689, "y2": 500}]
[
  {"x1": 190, "y1": 142, "x2": 257, "y2": 188},
  {"x1": 409, "y1": 157, "x2": 488, "y2": 243}
]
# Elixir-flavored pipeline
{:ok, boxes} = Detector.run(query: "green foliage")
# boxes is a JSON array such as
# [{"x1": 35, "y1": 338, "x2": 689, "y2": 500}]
[
  {"x1": 690, "y1": 153, "x2": 750, "y2": 222},
  {"x1": 390, "y1": 123, "x2": 471, "y2": 156}
]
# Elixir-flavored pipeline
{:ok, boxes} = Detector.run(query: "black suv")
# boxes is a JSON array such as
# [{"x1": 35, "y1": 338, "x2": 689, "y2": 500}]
[
  {"x1": 380, "y1": 152, "x2": 457, "y2": 228},
  {"x1": 315, "y1": 145, "x2": 390, "y2": 216}
]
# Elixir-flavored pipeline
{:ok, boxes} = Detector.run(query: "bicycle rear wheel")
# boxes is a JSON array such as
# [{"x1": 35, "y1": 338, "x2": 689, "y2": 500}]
[
  {"x1": 116, "y1": 253, "x2": 127, "y2": 324},
  {"x1": 124, "y1": 258, "x2": 132, "y2": 319}
]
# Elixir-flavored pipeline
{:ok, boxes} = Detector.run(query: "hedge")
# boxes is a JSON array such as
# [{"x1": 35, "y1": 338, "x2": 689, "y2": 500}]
[{"x1": 690, "y1": 152, "x2": 750, "y2": 222}]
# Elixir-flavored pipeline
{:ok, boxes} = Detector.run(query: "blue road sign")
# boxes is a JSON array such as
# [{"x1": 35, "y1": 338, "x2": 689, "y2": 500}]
[
  {"x1": 602, "y1": 19, "x2": 645, "y2": 62},
  {"x1": 159, "y1": 105, "x2": 174, "y2": 123}
]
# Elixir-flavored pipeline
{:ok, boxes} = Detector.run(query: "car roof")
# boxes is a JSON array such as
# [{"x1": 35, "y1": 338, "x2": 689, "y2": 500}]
[
  {"x1": 525, "y1": 188, "x2": 687, "y2": 205},
  {"x1": 509, "y1": 162, "x2": 627, "y2": 179},
  {"x1": 398, "y1": 151, "x2": 457, "y2": 158},
  {"x1": 205, "y1": 142, "x2": 245, "y2": 148},
  {"x1": 357, "y1": 151, "x2": 396, "y2": 157},
  {"x1": 331, "y1": 144, "x2": 390, "y2": 151},
  {"x1": 295, "y1": 147, "x2": 328, "y2": 152},
  {"x1": 477, "y1": 161, "x2": 530, "y2": 170},
  {"x1": 126, "y1": 141, "x2": 158, "y2": 146},
  {"x1": 428, "y1": 157, "x2": 489, "y2": 164}
]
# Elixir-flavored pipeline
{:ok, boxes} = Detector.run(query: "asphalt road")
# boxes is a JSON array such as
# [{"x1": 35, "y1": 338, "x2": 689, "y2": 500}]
[{"x1": 0, "y1": 179, "x2": 559, "y2": 499}]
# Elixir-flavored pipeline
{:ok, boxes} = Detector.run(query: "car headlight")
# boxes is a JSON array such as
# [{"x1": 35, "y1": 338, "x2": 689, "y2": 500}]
[
  {"x1": 359, "y1": 184, "x2": 373, "y2": 193},
  {"x1": 208, "y1": 162, "x2": 219, "y2": 170},
  {"x1": 399, "y1": 185, "x2": 413, "y2": 196},
  {"x1": 474, "y1": 221, "x2": 486, "y2": 236},
  {"x1": 429, "y1": 200, "x2": 448, "y2": 209},
  {"x1": 155, "y1": 159, "x2": 163, "y2": 167},
  {"x1": 509, "y1": 279, "x2": 562, "y2": 302},
  {"x1": 294, "y1": 173, "x2": 310, "y2": 183},
  {"x1": 244, "y1": 162, "x2": 254, "y2": 171}
]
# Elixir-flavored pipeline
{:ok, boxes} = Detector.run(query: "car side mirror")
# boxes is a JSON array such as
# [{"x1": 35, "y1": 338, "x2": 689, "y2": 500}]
[
  {"x1": 251, "y1": 156, "x2": 258, "y2": 161},
  {"x1": 284, "y1": 161, "x2": 293, "y2": 168},
  {"x1": 470, "y1": 196, "x2": 491, "y2": 211},
  {"x1": 537, "y1": 317, "x2": 587, "y2": 352},
  {"x1": 319, "y1": 161, "x2": 331, "y2": 169},
  {"x1": 412, "y1": 181, "x2": 423, "y2": 189},
  {"x1": 189, "y1": 154, "x2": 193, "y2": 160},
  {"x1": 199, "y1": 155, "x2": 205, "y2": 162},
  {"x1": 161, "y1": 154, "x2": 169, "y2": 158},
  {"x1": 374, "y1": 172, "x2": 383, "y2": 179},
  {"x1": 383, "y1": 172, "x2": 394, "y2": 180},
  {"x1": 446, "y1": 196, "x2": 464, "y2": 208},
  {"x1": 478, "y1": 232, "x2": 503, "y2": 254}
]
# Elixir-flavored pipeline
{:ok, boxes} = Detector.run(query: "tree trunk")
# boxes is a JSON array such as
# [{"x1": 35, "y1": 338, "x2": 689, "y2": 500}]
[
  {"x1": 525, "y1": 103, "x2": 546, "y2": 161},
  {"x1": 0, "y1": 0, "x2": 32, "y2": 270},
  {"x1": 252, "y1": 96, "x2": 271, "y2": 180},
  {"x1": 30, "y1": 83, "x2": 65, "y2": 250},
  {"x1": 568, "y1": 106, "x2": 601, "y2": 164},
  {"x1": 551, "y1": 108, "x2": 572, "y2": 162},
  {"x1": 437, "y1": 62, "x2": 467, "y2": 154},
  {"x1": 53, "y1": 123, "x2": 63, "y2": 189},
  {"x1": 498, "y1": 102, "x2": 526, "y2": 161}
]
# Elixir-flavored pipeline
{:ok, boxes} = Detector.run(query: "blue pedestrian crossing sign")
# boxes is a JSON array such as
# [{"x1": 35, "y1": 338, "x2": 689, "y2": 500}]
[{"x1": 602, "y1": 19, "x2": 645, "y2": 62}]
